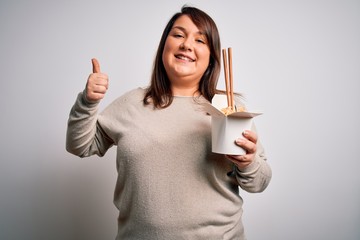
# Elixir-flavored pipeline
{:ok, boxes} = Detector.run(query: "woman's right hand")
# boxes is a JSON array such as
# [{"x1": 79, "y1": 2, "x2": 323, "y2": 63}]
[{"x1": 85, "y1": 58, "x2": 109, "y2": 102}]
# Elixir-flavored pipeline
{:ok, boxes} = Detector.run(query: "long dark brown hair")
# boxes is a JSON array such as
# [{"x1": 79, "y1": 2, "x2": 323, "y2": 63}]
[{"x1": 143, "y1": 6, "x2": 221, "y2": 108}]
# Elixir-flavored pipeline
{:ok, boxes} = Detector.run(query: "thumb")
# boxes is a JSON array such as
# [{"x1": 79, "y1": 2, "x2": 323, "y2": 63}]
[{"x1": 91, "y1": 58, "x2": 101, "y2": 73}]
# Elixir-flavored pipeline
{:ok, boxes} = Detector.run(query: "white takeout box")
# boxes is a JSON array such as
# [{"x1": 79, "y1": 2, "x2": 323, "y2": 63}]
[{"x1": 202, "y1": 94, "x2": 262, "y2": 155}]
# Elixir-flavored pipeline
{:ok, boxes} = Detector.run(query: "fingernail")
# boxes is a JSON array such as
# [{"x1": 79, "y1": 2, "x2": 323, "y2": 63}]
[
  {"x1": 236, "y1": 138, "x2": 245, "y2": 144},
  {"x1": 243, "y1": 130, "x2": 249, "y2": 136}
]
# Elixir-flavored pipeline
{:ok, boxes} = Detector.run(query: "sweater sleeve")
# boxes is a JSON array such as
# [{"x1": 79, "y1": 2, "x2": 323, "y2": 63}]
[
  {"x1": 234, "y1": 122, "x2": 272, "y2": 193},
  {"x1": 66, "y1": 91, "x2": 114, "y2": 158},
  {"x1": 235, "y1": 139, "x2": 272, "y2": 193}
]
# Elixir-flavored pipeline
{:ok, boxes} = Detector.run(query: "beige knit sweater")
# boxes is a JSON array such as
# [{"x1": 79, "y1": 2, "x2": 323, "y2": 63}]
[{"x1": 66, "y1": 88, "x2": 271, "y2": 240}]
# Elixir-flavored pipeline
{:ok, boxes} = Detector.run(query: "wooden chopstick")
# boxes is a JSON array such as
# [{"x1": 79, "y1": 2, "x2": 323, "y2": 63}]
[
  {"x1": 222, "y1": 49, "x2": 231, "y2": 108},
  {"x1": 228, "y1": 47, "x2": 234, "y2": 109},
  {"x1": 222, "y1": 48, "x2": 234, "y2": 109}
]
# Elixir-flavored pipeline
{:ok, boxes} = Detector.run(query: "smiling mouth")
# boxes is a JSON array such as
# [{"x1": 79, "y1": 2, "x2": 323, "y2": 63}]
[{"x1": 175, "y1": 54, "x2": 195, "y2": 62}]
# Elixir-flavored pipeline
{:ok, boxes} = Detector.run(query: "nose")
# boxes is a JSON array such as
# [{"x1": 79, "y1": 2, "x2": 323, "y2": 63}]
[{"x1": 180, "y1": 38, "x2": 193, "y2": 51}]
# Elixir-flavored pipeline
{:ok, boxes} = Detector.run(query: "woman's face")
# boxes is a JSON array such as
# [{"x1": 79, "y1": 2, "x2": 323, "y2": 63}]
[{"x1": 162, "y1": 15, "x2": 211, "y2": 93}]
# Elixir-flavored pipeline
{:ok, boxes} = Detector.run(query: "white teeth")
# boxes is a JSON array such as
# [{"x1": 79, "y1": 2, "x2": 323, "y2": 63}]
[{"x1": 176, "y1": 55, "x2": 194, "y2": 62}]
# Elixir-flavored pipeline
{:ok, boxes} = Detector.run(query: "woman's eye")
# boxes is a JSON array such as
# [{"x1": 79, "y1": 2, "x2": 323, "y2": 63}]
[
  {"x1": 196, "y1": 39, "x2": 206, "y2": 44},
  {"x1": 173, "y1": 34, "x2": 183, "y2": 38}
]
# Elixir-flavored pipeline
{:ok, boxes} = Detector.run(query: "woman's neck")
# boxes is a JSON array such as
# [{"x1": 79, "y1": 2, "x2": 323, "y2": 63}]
[{"x1": 171, "y1": 85, "x2": 200, "y2": 97}]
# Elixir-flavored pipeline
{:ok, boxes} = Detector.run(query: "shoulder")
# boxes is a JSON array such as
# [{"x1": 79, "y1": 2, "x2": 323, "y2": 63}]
[
  {"x1": 111, "y1": 87, "x2": 146, "y2": 105},
  {"x1": 118, "y1": 87, "x2": 145, "y2": 100},
  {"x1": 100, "y1": 87, "x2": 146, "y2": 114}
]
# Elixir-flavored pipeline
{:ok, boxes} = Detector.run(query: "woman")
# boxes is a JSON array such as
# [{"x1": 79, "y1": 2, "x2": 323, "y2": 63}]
[{"x1": 66, "y1": 6, "x2": 271, "y2": 240}]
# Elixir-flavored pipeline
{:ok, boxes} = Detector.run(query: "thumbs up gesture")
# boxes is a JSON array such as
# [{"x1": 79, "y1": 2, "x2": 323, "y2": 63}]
[{"x1": 85, "y1": 58, "x2": 109, "y2": 102}]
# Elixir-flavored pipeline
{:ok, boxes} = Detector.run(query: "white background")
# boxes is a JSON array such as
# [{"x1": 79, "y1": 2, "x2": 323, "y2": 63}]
[{"x1": 1, "y1": 0, "x2": 359, "y2": 239}]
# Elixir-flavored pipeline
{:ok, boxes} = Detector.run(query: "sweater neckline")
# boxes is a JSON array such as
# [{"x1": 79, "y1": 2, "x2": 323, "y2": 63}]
[{"x1": 173, "y1": 95, "x2": 195, "y2": 98}]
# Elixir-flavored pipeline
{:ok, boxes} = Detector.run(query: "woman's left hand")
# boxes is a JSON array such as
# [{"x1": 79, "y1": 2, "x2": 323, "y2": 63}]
[{"x1": 226, "y1": 130, "x2": 257, "y2": 170}]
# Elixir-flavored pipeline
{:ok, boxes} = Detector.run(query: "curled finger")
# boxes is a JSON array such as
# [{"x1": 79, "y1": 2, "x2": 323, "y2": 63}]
[
  {"x1": 235, "y1": 138, "x2": 257, "y2": 154},
  {"x1": 243, "y1": 130, "x2": 257, "y2": 144}
]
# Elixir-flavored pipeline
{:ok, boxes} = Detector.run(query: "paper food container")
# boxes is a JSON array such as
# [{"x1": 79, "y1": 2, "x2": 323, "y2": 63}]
[{"x1": 202, "y1": 94, "x2": 262, "y2": 155}]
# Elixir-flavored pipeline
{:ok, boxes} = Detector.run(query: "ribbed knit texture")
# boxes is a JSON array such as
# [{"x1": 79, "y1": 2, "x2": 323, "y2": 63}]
[{"x1": 66, "y1": 88, "x2": 271, "y2": 240}]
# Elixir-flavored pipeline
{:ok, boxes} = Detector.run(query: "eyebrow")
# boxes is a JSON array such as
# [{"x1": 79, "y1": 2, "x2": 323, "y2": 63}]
[{"x1": 171, "y1": 26, "x2": 205, "y2": 36}]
